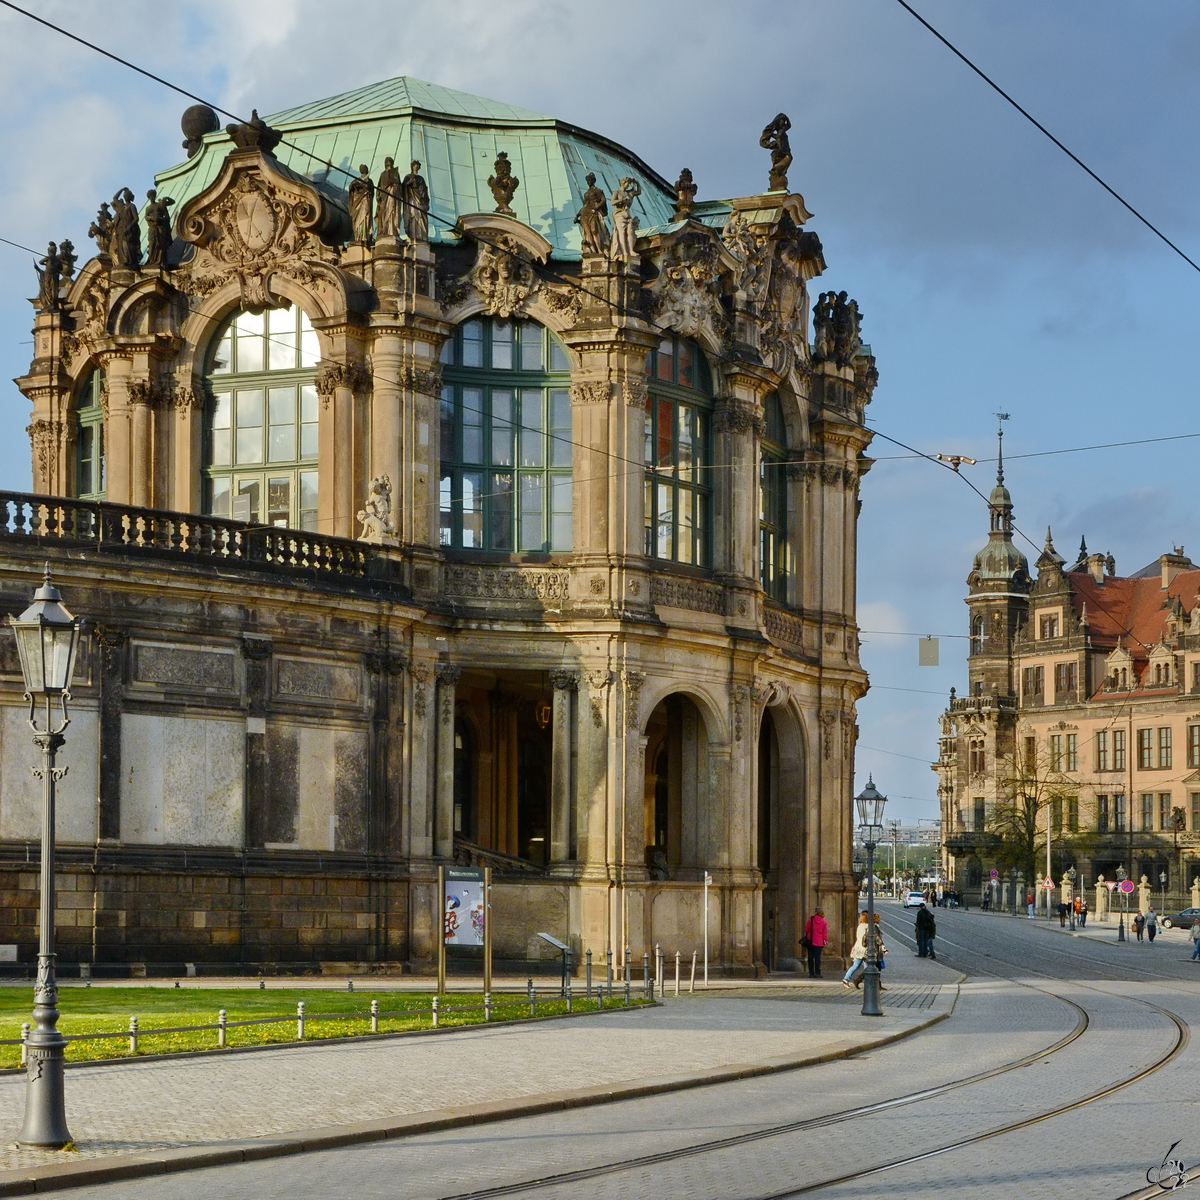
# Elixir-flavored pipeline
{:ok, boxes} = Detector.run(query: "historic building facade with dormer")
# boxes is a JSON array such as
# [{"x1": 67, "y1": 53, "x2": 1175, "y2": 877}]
[
  {"x1": 935, "y1": 454, "x2": 1200, "y2": 905},
  {"x1": 8, "y1": 78, "x2": 877, "y2": 975}
]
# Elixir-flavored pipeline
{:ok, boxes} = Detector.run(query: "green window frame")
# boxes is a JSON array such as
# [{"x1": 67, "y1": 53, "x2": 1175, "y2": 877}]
[
  {"x1": 438, "y1": 317, "x2": 572, "y2": 553},
  {"x1": 760, "y1": 392, "x2": 789, "y2": 602},
  {"x1": 203, "y1": 305, "x2": 320, "y2": 531},
  {"x1": 644, "y1": 335, "x2": 713, "y2": 566},
  {"x1": 75, "y1": 368, "x2": 106, "y2": 500}
]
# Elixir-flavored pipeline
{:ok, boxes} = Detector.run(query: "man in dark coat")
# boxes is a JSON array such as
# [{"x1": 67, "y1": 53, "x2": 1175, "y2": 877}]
[{"x1": 915, "y1": 903, "x2": 937, "y2": 959}]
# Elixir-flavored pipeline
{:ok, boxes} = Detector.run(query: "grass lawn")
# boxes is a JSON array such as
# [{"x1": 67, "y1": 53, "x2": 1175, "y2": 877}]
[{"x1": 0, "y1": 987, "x2": 648, "y2": 1067}]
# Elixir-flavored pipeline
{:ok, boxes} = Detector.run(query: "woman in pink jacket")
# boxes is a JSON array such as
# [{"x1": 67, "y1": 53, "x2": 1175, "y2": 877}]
[{"x1": 802, "y1": 909, "x2": 828, "y2": 978}]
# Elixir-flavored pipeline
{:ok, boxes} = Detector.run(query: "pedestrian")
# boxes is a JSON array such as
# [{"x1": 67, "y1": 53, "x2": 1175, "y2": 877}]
[
  {"x1": 1027, "y1": 892, "x2": 1035, "y2": 918},
  {"x1": 915, "y1": 902, "x2": 937, "y2": 959},
  {"x1": 873, "y1": 913, "x2": 888, "y2": 989},
  {"x1": 801, "y1": 908, "x2": 828, "y2": 978},
  {"x1": 842, "y1": 912, "x2": 869, "y2": 988},
  {"x1": 1146, "y1": 907, "x2": 1158, "y2": 943},
  {"x1": 1058, "y1": 901, "x2": 1068, "y2": 928},
  {"x1": 1190, "y1": 920, "x2": 1200, "y2": 960},
  {"x1": 1134, "y1": 911, "x2": 1145, "y2": 942},
  {"x1": 1079, "y1": 899, "x2": 1088, "y2": 928}
]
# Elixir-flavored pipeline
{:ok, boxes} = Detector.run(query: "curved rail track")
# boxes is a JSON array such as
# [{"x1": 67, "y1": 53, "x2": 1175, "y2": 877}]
[{"x1": 436, "y1": 913, "x2": 1189, "y2": 1200}]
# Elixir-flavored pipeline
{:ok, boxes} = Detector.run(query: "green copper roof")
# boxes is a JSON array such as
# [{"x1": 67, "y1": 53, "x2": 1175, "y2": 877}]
[
  {"x1": 154, "y1": 76, "x2": 683, "y2": 260},
  {"x1": 267, "y1": 76, "x2": 552, "y2": 125}
]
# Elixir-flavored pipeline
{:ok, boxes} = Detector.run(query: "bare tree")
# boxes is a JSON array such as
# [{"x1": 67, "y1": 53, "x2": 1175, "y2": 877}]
[{"x1": 989, "y1": 744, "x2": 1079, "y2": 886}]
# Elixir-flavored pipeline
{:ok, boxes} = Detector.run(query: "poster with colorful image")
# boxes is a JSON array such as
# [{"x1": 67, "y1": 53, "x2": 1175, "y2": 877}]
[{"x1": 444, "y1": 867, "x2": 485, "y2": 946}]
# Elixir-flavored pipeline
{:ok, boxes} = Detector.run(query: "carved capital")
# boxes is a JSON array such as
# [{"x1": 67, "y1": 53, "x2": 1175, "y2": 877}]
[
  {"x1": 586, "y1": 669, "x2": 614, "y2": 691},
  {"x1": 712, "y1": 402, "x2": 764, "y2": 436},
  {"x1": 400, "y1": 363, "x2": 443, "y2": 396},
  {"x1": 623, "y1": 669, "x2": 645, "y2": 731},
  {"x1": 550, "y1": 669, "x2": 579, "y2": 691},
  {"x1": 570, "y1": 381, "x2": 610, "y2": 406},
  {"x1": 26, "y1": 419, "x2": 62, "y2": 482},
  {"x1": 435, "y1": 663, "x2": 461, "y2": 686},
  {"x1": 315, "y1": 361, "x2": 372, "y2": 405},
  {"x1": 240, "y1": 636, "x2": 272, "y2": 661},
  {"x1": 621, "y1": 377, "x2": 649, "y2": 410}
]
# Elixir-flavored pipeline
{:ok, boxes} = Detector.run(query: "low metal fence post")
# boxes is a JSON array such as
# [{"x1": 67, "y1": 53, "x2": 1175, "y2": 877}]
[
  {"x1": 370, "y1": 999, "x2": 379, "y2": 1033},
  {"x1": 527, "y1": 978, "x2": 535, "y2": 1017},
  {"x1": 566, "y1": 978, "x2": 572, "y2": 1013},
  {"x1": 20, "y1": 1022, "x2": 29, "y2": 1065},
  {"x1": 624, "y1": 949, "x2": 631, "y2": 1006},
  {"x1": 484, "y1": 992, "x2": 492, "y2": 1023},
  {"x1": 347, "y1": 978, "x2": 354, "y2": 992},
  {"x1": 643, "y1": 953, "x2": 650, "y2": 999},
  {"x1": 690, "y1": 950, "x2": 697, "y2": 994},
  {"x1": 217, "y1": 1009, "x2": 227, "y2": 1048},
  {"x1": 432, "y1": 995, "x2": 439, "y2": 1028},
  {"x1": 675, "y1": 951, "x2": 681, "y2": 997},
  {"x1": 297, "y1": 1001, "x2": 306, "y2": 1041},
  {"x1": 129, "y1": 1016, "x2": 139, "y2": 1056},
  {"x1": 606, "y1": 948, "x2": 613, "y2": 1000}
]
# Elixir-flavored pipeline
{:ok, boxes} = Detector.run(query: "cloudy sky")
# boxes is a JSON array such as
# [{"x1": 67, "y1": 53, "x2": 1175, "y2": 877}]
[{"x1": 1, "y1": 0, "x2": 1199, "y2": 824}]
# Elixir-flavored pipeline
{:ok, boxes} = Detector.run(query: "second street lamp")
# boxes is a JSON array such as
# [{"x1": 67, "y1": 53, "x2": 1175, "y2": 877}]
[
  {"x1": 854, "y1": 778, "x2": 887, "y2": 1018},
  {"x1": 10, "y1": 567, "x2": 81, "y2": 1150}
]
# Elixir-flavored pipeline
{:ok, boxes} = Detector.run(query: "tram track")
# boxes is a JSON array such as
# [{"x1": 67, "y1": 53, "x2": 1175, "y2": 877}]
[{"x1": 436, "y1": 919, "x2": 1188, "y2": 1200}]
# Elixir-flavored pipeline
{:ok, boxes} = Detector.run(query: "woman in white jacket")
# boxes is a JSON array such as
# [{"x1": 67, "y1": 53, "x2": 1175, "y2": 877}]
[{"x1": 842, "y1": 912, "x2": 886, "y2": 989}]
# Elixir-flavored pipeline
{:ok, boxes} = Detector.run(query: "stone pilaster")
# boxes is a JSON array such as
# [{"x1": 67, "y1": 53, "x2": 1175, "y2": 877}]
[
  {"x1": 549, "y1": 669, "x2": 578, "y2": 865},
  {"x1": 241, "y1": 635, "x2": 272, "y2": 848},
  {"x1": 95, "y1": 625, "x2": 126, "y2": 842},
  {"x1": 434, "y1": 663, "x2": 460, "y2": 859}
]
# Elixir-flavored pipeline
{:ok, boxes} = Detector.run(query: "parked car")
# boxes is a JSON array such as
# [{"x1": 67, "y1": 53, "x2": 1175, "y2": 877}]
[
  {"x1": 903, "y1": 890, "x2": 926, "y2": 909},
  {"x1": 1160, "y1": 908, "x2": 1200, "y2": 929}
]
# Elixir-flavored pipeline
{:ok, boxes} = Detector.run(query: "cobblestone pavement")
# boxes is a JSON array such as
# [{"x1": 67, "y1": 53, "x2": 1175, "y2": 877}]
[
  {"x1": 0, "y1": 957, "x2": 948, "y2": 1179},
  {"x1": 30, "y1": 905, "x2": 1196, "y2": 1199}
]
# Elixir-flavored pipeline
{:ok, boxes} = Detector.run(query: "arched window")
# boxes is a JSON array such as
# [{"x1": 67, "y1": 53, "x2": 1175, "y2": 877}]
[
  {"x1": 760, "y1": 392, "x2": 789, "y2": 601},
  {"x1": 438, "y1": 317, "x2": 572, "y2": 552},
  {"x1": 971, "y1": 618, "x2": 985, "y2": 654},
  {"x1": 75, "y1": 368, "x2": 106, "y2": 500},
  {"x1": 203, "y1": 305, "x2": 320, "y2": 529},
  {"x1": 644, "y1": 335, "x2": 713, "y2": 565}
]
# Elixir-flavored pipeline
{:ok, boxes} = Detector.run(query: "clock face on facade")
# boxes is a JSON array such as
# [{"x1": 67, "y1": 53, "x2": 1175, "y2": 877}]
[{"x1": 235, "y1": 189, "x2": 276, "y2": 253}]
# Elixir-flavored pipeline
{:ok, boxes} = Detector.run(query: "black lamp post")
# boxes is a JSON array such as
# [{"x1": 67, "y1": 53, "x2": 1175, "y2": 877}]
[
  {"x1": 855, "y1": 778, "x2": 887, "y2": 1018},
  {"x1": 11, "y1": 568, "x2": 80, "y2": 1149},
  {"x1": 1066, "y1": 867, "x2": 1077, "y2": 931},
  {"x1": 1008, "y1": 867, "x2": 1017, "y2": 916},
  {"x1": 1116, "y1": 865, "x2": 1127, "y2": 943}
]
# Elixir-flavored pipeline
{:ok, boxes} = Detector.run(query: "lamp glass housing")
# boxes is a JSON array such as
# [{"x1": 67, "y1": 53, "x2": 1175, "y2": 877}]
[
  {"x1": 855, "y1": 782, "x2": 887, "y2": 828},
  {"x1": 10, "y1": 580, "x2": 80, "y2": 696}
]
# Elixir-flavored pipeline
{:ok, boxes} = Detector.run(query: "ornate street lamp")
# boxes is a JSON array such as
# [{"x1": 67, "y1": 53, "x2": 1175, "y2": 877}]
[
  {"x1": 1066, "y1": 867, "x2": 1077, "y2": 931},
  {"x1": 11, "y1": 568, "x2": 81, "y2": 1149},
  {"x1": 1116, "y1": 865, "x2": 1127, "y2": 944},
  {"x1": 854, "y1": 778, "x2": 887, "y2": 1018}
]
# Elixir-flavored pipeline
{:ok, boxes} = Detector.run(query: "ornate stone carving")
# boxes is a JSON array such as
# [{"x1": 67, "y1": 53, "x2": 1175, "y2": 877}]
[
  {"x1": 401, "y1": 161, "x2": 430, "y2": 243},
  {"x1": 550, "y1": 669, "x2": 579, "y2": 691},
  {"x1": 365, "y1": 650, "x2": 407, "y2": 676},
  {"x1": 442, "y1": 565, "x2": 569, "y2": 602},
  {"x1": 644, "y1": 233, "x2": 729, "y2": 348},
  {"x1": 435, "y1": 663, "x2": 461, "y2": 723},
  {"x1": 488, "y1": 152, "x2": 520, "y2": 216},
  {"x1": 144, "y1": 189, "x2": 176, "y2": 269},
  {"x1": 59, "y1": 239, "x2": 77, "y2": 283},
  {"x1": 357, "y1": 476, "x2": 396, "y2": 543},
  {"x1": 109, "y1": 188, "x2": 142, "y2": 270},
  {"x1": 671, "y1": 168, "x2": 697, "y2": 222},
  {"x1": 586, "y1": 668, "x2": 613, "y2": 728},
  {"x1": 410, "y1": 663, "x2": 432, "y2": 719},
  {"x1": 224, "y1": 110, "x2": 282, "y2": 155},
  {"x1": 88, "y1": 202, "x2": 114, "y2": 258},
  {"x1": 621, "y1": 378, "x2": 649, "y2": 410},
  {"x1": 712, "y1": 403, "x2": 764, "y2": 436},
  {"x1": 173, "y1": 385, "x2": 205, "y2": 412},
  {"x1": 732, "y1": 684, "x2": 749, "y2": 741},
  {"x1": 400, "y1": 364, "x2": 443, "y2": 396},
  {"x1": 649, "y1": 576, "x2": 725, "y2": 615},
  {"x1": 541, "y1": 286, "x2": 582, "y2": 327},
  {"x1": 181, "y1": 103, "x2": 220, "y2": 158},
  {"x1": 570, "y1": 381, "x2": 609, "y2": 405},
  {"x1": 812, "y1": 290, "x2": 862, "y2": 367},
  {"x1": 610, "y1": 178, "x2": 642, "y2": 262},
  {"x1": 819, "y1": 708, "x2": 839, "y2": 760},
  {"x1": 467, "y1": 233, "x2": 539, "y2": 319},
  {"x1": 764, "y1": 606, "x2": 805, "y2": 651},
  {"x1": 348, "y1": 165, "x2": 374, "y2": 244},
  {"x1": 760, "y1": 113, "x2": 793, "y2": 192},
  {"x1": 128, "y1": 380, "x2": 174, "y2": 408},
  {"x1": 375, "y1": 158, "x2": 401, "y2": 238},
  {"x1": 589, "y1": 575, "x2": 607, "y2": 595},
  {"x1": 624, "y1": 670, "x2": 645, "y2": 731},
  {"x1": 574, "y1": 172, "x2": 609, "y2": 256},
  {"x1": 315, "y1": 361, "x2": 372, "y2": 406},
  {"x1": 34, "y1": 243, "x2": 62, "y2": 311},
  {"x1": 26, "y1": 419, "x2": 61, "y2": 482}
]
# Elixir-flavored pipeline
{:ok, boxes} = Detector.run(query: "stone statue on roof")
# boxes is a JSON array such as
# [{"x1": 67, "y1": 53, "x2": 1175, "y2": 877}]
[
  {"x1": 402, "y1": 161, "x2": 430, "y2": 243},
  {"x1": 88, "y1": 202, "x2": 114, "y2": 257},
  {"x1": 812, "y1": 292, "x2": 834, "y2": 361},
  {"x1": 609, "y1": 177, "x2": 641, "y2": 262},
  {"x1": 349, "y1": 165, "x2": 374, "y2": 244},
  {"x1": 574, "y1": 172, "x2": 608, "y2": 256},
  {"x1": 760, "y1": 113, "x2": 792, "y2": 192},
  {"x1": 375, "y1": 157, "x2": 401, "y2": 238},
  {"x1": 672, "y1": 168, "x2": 697, "y2": 222},
  {"x1": 59, "y1": 239, "x2": 77, "y2": 282},
  {"x1": 34, "y1": 242, "x2": 61, "y2": 310},
  {"x1": 488, "y1": 152, "x2": 519, "y2": 216},
  {"x1": 109, "y1": 188, "x2": 141, "y2": 270},
  {"x1": 144, "y1": 189, "x2": 176, "y2": 269}
]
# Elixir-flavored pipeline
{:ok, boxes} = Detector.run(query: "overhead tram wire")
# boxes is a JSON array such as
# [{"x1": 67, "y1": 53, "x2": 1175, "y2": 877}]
[
  {"x1": 894, "y1": 0, "x2": 1200, "y2": 276},
  {"x1": 872, "y1": 429, "x2": 1200, "y2": 463}
]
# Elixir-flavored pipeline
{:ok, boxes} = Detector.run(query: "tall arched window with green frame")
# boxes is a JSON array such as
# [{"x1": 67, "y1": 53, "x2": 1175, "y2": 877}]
[
  {"x1": 644, "y1": 335, "x2": 713, "y2": 566},
  {"x1": 760, "y1": 391, "x2": 790, "y2": 602},
  {"x1": 438, "y1": 316, "x2": 573, "y2": 553},
  {"x1": 203, "y1": 305, "x2": 320, "y2": 530},
  {"x1": 75, "y1": 368, "x2": 106, "y2": 500}
]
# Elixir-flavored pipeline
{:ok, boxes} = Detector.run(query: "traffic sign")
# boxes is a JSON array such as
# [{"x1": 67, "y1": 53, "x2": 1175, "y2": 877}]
[
  {"x1": 990, "y1": 869, "x2": 999, "y2": 880},
  {"x1": 1118, "y1": 879, "x2": 1136, "y2": 895},
  {"x1": 1041, "y1": 876, "x2": 1055, "y2": 889},
  {"x1": 1105, "y1": 881, "x2": 1117, "y2": 892}
]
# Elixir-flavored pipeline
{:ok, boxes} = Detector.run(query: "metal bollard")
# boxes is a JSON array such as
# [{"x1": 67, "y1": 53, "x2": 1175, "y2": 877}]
[
  {"x1": 675, "y1": 951, "x2": 681, "y2": 997},
  {"x1": 606, "y1": 948, "x2": 613, "y2": 1000},
  {"x1": 586, "y1": 949, "x2": 592, "y2": 1000},
  {"x1": 259, "y1": 976, "x2": 266, "y2": 990},
  {"x1": 297, "y1": 1001, "x2": 306, "y2": 1040},
  {"x1": 20, "y1": 1022, "x2": 29, "y2": 1065},
  {"x1": 484, "y1": 992, "x2": 492, "y2": 1023},
  {"x1": 129, "y1": 1015, "x2": 139, "y2": 1056},
  {"x1": 370, "y1": 999, "x2": 379, "y2": 1034},
  {"x1": 624, "y1": 948, "x2": 631, "y2": 1006},
  {"x1": 347, "y1": 978, "x2": 354, "y2": 992},
  {"x1": 566, "y1": 978, "x2": 572, "y2": 1013},
  {"x1": 217, "y1": 1009, "x2": 227, "y2": 1048},
  {"x1": 690, "y1": 950, "x2": 697, "y2": 994},
  {"x1": 654, "y1": 943, "x2": 660, "y2": 999},
  {"x1": 432, "y1": 995, "x2": 439, "y2": 1028},
  {"x1": 527, "y1": 977, "x2": 535, "y2": 1017}
]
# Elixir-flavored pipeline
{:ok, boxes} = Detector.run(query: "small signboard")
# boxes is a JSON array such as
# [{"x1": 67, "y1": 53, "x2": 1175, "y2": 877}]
[
  {"x1": 918, "y1": 636, "x2": 939, "y2": 667},
  {"x1": 443, "y1": 867, "x2": 485, "y2": 947},
  {"x1": 0, "y1": 946, "x2": 16, "y2": 962},
  {"x1": 1118, "y1": 879, "x2": 1136, "y2": 895}
]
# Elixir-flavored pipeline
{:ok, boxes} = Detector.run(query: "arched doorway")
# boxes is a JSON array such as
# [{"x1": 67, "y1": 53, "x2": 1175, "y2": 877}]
[
  {"x1": 643, "y1": 693, "x2": 710, "y2": 874},
  {"x1": 760, "y1": 703, "x2": 806, "y2": 970},
  {"x1": 759, "y1": 709, "x2": 780, "y2": 967}
]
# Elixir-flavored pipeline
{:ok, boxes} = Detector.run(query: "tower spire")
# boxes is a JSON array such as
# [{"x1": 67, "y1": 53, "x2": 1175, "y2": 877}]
[{"x1": 995, "y1": 412, "x2": 1010, "y2": 486}]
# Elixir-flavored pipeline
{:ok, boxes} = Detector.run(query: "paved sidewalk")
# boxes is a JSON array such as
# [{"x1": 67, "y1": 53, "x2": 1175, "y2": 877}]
[{"x1": 0, "y1": 959, "x2": 957, "y2": 1195}]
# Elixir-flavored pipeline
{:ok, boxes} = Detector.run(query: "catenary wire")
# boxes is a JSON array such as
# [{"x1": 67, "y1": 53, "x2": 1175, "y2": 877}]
[{"x1": 894, "y1": 0, "x2": 1200, "y2": 275}]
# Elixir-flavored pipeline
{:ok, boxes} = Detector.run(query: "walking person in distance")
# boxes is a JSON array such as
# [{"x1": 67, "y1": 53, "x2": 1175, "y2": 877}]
[
  {"x1": 842, "y1": 912, "x2": 869, "y2": 988},
  {"x1": 1133, "y1": 911, "x2": 1145, "y2": 942},
  {"x1": 915, "y1": 902, "x2": 937, "y2": 959},
  {"x1": 1190, "y1": 920, "x2": 1200, "y2": 960},
  {"x1": 801, "y1": 908, "x2": 828, "y2": 978},
  {"x1": 1146, "y1": 907, "x2": 1158, "y2": 943}
]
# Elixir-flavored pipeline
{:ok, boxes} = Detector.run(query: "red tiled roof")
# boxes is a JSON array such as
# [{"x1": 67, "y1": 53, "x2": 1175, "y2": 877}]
[{"x1": 1066, "y1": 566, "x2": 1200, "y2": 664}]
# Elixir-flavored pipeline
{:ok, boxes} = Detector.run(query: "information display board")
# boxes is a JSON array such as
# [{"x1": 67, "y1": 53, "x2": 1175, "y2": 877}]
[{"x1": 444, "y1": 867, "x2": 485, "y2": 947}]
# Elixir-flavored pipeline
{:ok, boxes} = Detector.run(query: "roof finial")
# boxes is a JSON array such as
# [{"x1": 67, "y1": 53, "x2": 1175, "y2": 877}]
[{"x1": 995, "y1": 412, "x2": 1010, "y2": 485}]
